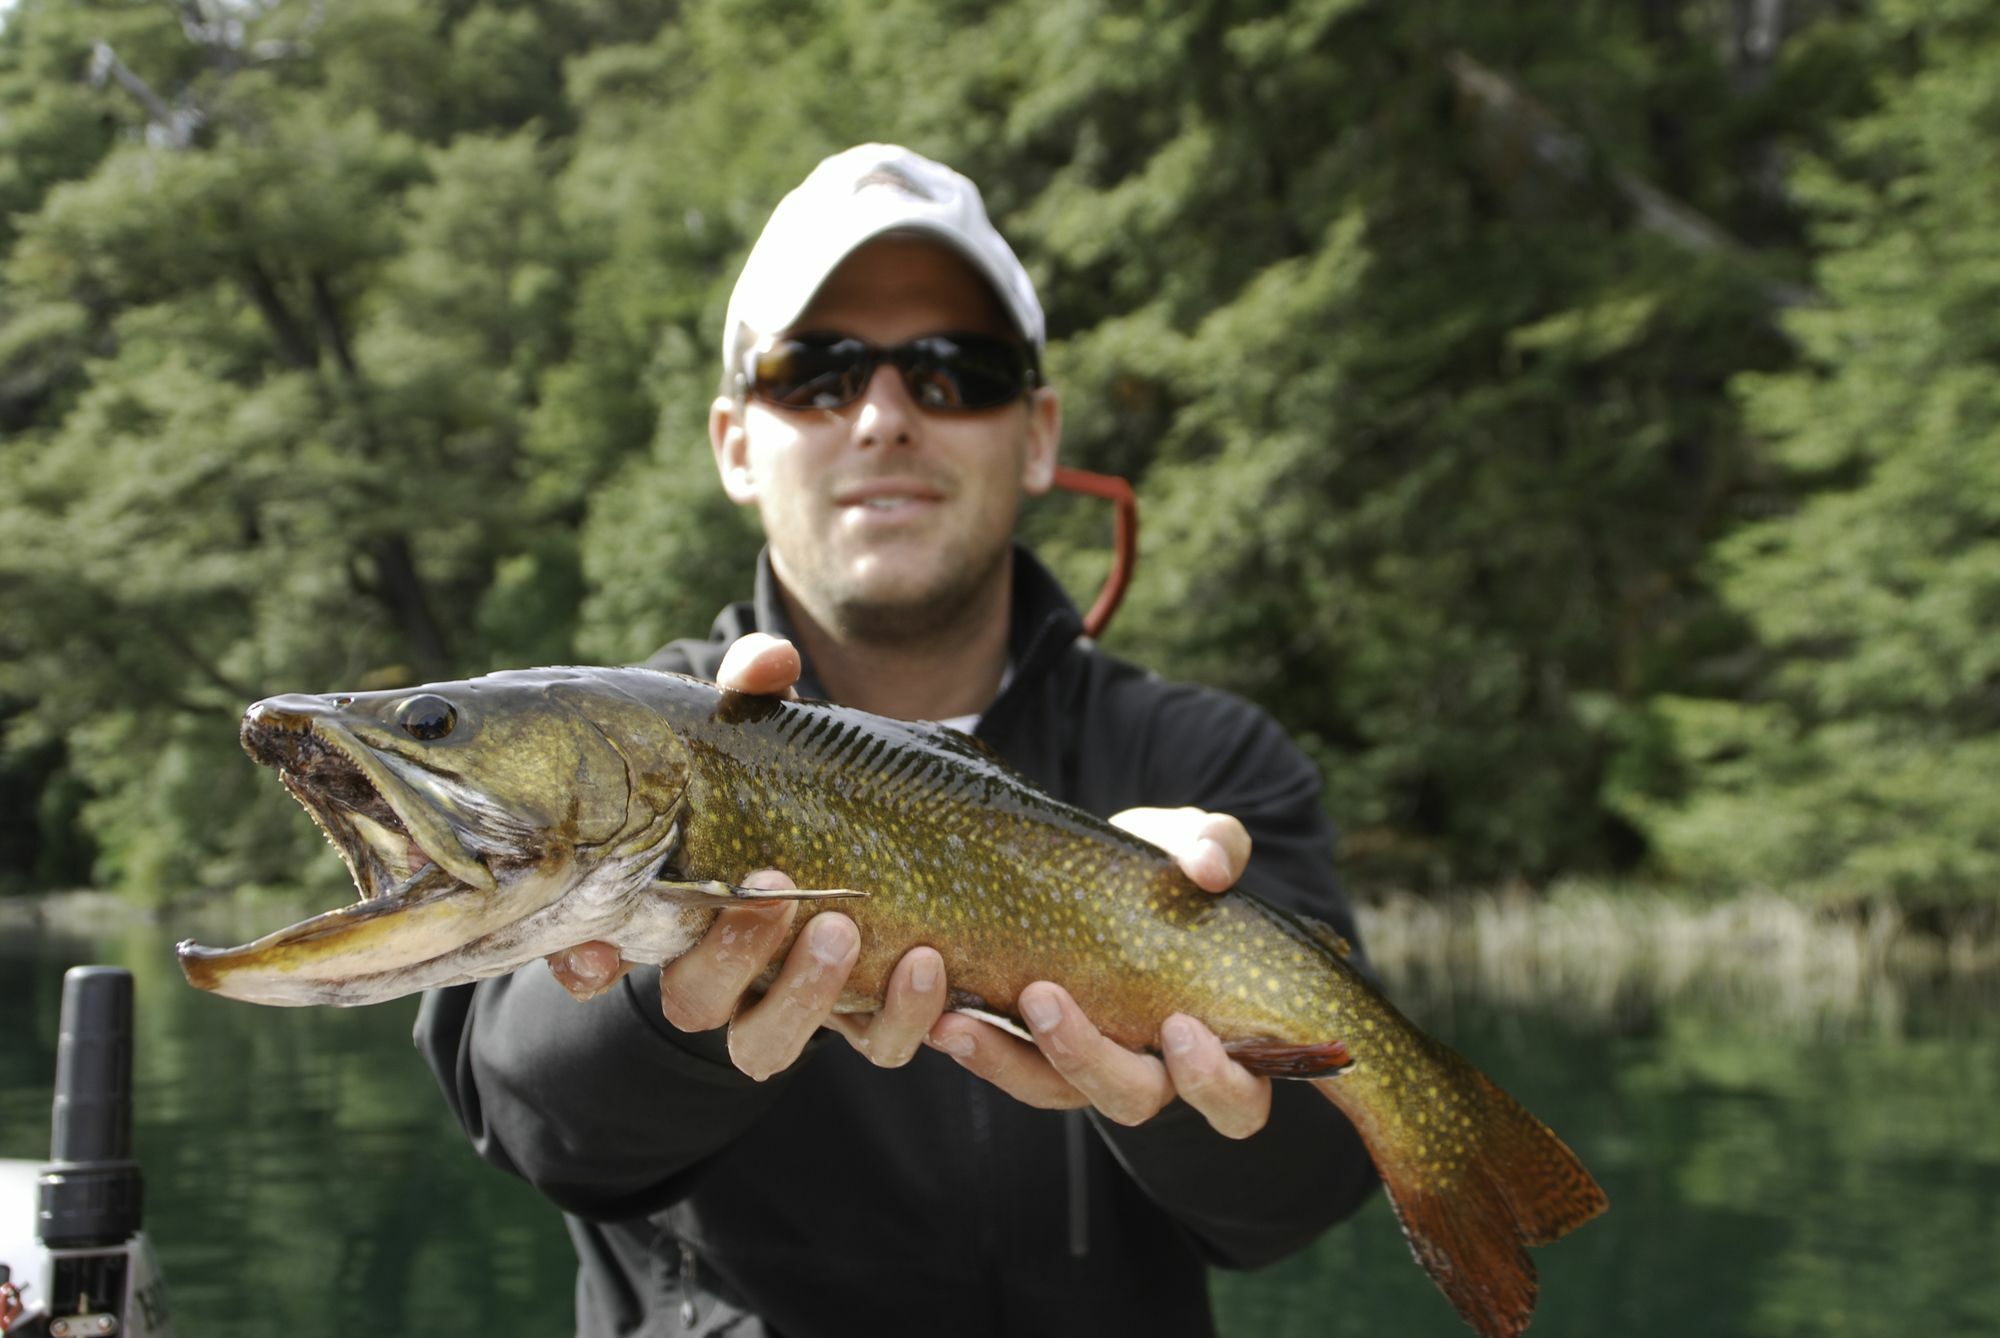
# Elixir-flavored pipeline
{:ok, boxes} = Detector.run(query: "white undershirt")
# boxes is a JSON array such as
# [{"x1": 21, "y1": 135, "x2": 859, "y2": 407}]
[{"x1": 929, "y1": 662, "x2": 1012, "y2": 735}]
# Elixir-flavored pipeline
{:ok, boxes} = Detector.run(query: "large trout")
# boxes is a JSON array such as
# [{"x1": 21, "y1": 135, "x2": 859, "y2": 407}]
[{"x1": 177, "y1": 666, "x2": 1607, "y2": 1336}]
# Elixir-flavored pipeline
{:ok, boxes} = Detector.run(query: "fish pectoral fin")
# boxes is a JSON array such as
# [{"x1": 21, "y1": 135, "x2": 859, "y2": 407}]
[
  {"x1": 949, "y1": 1003, "x2": 1034, "y2": 1043},
  {"x1": 1224, "y1": 1038, "x2": 1355, "y2": 1078},
  {"x1": 649, "y1": 877, "x2": 869, "y2": 907}
]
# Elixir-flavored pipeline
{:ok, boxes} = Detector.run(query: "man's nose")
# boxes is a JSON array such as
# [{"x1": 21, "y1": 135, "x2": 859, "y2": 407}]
[{"x1": 853, "y1": 362, "x2": 917, "y2": 448}]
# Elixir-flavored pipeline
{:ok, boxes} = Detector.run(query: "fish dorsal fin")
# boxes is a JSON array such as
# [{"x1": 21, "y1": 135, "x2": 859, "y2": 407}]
[
  {"x1": 714, "y1": 688, "x2": 1000, "y2": 766},
  {"x1": 902, "y1": 716, "x2": 1005, "y2": 764},
  {"x1": 781, "y1": 697, "x2": 1034, "y2": 787},
  {"x1": 714, "y1": 688, "x2": 788, "y2": 726}
]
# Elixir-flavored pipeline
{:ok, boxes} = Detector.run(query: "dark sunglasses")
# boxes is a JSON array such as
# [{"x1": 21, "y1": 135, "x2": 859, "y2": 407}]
[{"x1": 746, "y1": 331, "x2": 1040, "y2": 413}]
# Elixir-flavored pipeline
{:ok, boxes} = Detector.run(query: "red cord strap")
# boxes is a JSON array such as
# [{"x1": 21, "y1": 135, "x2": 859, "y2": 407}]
[{"x1": 1049, "y1": 467, "x2": 1138, "y2": 640}]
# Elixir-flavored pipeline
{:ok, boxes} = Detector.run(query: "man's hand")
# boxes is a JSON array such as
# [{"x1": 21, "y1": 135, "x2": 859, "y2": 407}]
[
  {"x1": 708, "y1": 630, "x2": 802, "y2": 699},
  {"x1": 544, "y1": 633, "x2": 949, "y2": 1081},
  {"x1": 544, "y1": 633, "x2": 803, "y2": 1003},
  {"x1": 546, "y1": 636, "x2": 1274, "y2": 1135},
  {"x1": 924, "y1": 806, "x2": 1274, "y2": 1139}
]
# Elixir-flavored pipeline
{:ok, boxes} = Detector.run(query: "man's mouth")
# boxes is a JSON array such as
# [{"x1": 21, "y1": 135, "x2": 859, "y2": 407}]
[{"x1": 834, "y1": 479, "x2": 947, "y2": 513}]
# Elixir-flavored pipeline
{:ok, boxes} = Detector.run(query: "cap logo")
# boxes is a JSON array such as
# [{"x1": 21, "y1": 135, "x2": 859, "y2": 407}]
[{"x1": 854, "y1": 165, "x2": 935, "y2": 202}]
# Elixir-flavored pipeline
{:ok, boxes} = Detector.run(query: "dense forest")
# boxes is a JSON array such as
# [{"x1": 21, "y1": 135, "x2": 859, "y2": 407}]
[{"x1": 0, "y1": 0, "x2": 1993, "y2": 908}]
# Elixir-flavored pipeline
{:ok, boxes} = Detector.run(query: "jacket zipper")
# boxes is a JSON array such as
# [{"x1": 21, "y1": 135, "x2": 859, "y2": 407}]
[{"x1": 1064, "y1": 1108, "x2": 1090, "y2": 1259}]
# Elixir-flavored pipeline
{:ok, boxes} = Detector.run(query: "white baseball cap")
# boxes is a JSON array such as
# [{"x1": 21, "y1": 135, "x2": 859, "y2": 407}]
[{"x1": 720, "y1": 144, "x2": 1045, "y2": 384}]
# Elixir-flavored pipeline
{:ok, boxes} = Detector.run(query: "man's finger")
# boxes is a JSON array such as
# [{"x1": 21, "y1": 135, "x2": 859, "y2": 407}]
[
  {"x1": 826, "y1": 945, "x2": 946, "y2": 1068},
  {"x1": 1016, "y1": 982, "x2": 1174, "y2": 1126},
  {"x1": 1181, "y1": 811, "x2": 1251, "y2": 891},
  {"x1": 1110, "y1": 806, "x2": 1251, "y2": 893},
  {"x1": 546, "y1": 941, "x2": 630, "y2": 1000},
  {"x1": 1159, "y1": 1014, "x2": 1272, "y2": 1139},
  {"x1": 728, "y1": 911, "x2": 859, "y2": 1081},
  {"x1": 925, "y1": 1012, "x2": 1091, "y2": 1111},
  {"x1": 717, "y1": 633, "x2": 802, "y2": 698},
  {"x1": 657, "y1": 884, "x2": 798, "y2": 1033}
]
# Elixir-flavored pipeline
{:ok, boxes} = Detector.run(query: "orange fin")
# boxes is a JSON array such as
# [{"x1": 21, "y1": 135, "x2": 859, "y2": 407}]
[
  {"x1": 1224, "y1": 1038, "x2": 1353, "y2": 1077},
  {"x1": 1313, "y1": 1052, "x2": 1607, "y2": 1337}
]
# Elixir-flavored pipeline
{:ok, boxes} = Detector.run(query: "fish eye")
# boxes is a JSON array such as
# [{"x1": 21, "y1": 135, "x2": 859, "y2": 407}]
[{"x1": 395, "y1": 694, "x2": 457, "y2": 741}]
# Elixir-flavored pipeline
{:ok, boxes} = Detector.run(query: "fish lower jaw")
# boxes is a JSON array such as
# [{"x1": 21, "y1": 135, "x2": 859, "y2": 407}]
[{"x1": 181, "y1": 822, "x2": 684, "y2": 1007}]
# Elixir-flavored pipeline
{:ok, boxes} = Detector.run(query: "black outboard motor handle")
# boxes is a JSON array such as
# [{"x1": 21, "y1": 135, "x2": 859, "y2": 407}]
[{"x1": 37, "y1": 967, "x2": 143, "y2": 1249}]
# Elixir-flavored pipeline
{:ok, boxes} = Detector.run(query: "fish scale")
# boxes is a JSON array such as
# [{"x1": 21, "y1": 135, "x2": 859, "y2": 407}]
[
  {"x1": 663, "y1": 687, "x2": 1330, "y2": 1045},
  {"x1": 178, "y1": 664, "x2": 1607, "y2": 1337}
]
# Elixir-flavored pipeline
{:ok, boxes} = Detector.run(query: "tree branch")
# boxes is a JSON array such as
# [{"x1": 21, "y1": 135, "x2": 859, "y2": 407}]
[
  {"x1": 365, "y1": 534, "x2": 453, "y2": 681},
  {"x1": 238, "y1": 258, "x2": 319, "y2": 370},
  {"x1": 1445, "y1": 50, "x2": 1820, "y2": 311},
  {"x1": 87, "y1": 41, "x2": 202, "y2": 150}
]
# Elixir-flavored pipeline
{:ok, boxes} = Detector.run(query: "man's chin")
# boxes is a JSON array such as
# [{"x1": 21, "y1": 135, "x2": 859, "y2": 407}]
[{"x1": 823, "y1": 560, "x2": 1010, "y2": 644}]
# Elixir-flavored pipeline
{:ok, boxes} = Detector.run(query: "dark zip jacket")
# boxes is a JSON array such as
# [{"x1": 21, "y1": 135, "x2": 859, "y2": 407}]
[{"x1": 414, "y1": 547, "x2": 1379, "y2": 1337}]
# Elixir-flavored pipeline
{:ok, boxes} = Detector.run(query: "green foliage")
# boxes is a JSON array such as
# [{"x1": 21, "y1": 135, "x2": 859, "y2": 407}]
[
  {"x1": 1627, "y1": 2, "x2": 2000, "y2": 902},
  {"x1": 996, "y1": 2, "x2": 1798, "y2": 885},
  {"x1": 0, "y1": 0, "x2": 649, "y2": 898},
  {"x1": 0, "y1": 0, "x2": 1969, "y2": 904}
]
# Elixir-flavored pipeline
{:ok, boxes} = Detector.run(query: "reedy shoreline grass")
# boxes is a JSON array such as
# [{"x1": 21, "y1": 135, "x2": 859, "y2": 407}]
[
  {"x1": 7, "y1": 882, "x2": 1997, "y2": 1025},
  {"x1": 1357, "y1": 882, "x2": 2000, "y2": 1026}
]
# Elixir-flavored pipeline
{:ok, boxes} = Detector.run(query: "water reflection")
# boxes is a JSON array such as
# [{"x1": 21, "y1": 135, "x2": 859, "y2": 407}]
[
  {"x1": 1, "y1": 923, "x2": 575, "y2": 1336},
  {"x1": 3, "y1": 910, "x2": 1996, "y2": 1337}
]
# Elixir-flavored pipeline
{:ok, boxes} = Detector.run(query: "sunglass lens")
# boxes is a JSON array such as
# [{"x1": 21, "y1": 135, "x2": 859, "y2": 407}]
[
  {"x1": 900, "y1": 335, "x2": 1030, "y2": 410},
  {"x1": 753, "y1": 337, "x2": 871, "y2": 409},
  {"x1": 751, "y1": 333, "x2": 1032, "y2": 411}
]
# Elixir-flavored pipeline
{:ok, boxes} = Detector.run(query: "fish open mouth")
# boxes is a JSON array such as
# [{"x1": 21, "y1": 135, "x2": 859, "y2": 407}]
[
  {"x1": 252, "y1": 717, "x2": 451, "y2": 906},
  {"x1": 176, "y1": 698, "x2": 510, "y2": 1002},
  {"x1": 237, "y1": 700, "x2": 496, "y2": 910}
]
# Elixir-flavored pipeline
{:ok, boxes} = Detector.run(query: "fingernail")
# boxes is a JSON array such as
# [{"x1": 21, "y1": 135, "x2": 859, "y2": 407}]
[
  {"x1": 910, "y1": 954, "x2": 939, "y2": 994},
  {"x1": 1194, "y1": 838, "x2": 1228, "y2": 877},
  {"x1": 1022, "y1": 991, "x2": 1061, "y2": 1034},
  {"x1": 807, "y1": 914, "x2": 851, "y2": 965},
  {"x1": 930, "y1": 1032, "x2": 974, "y2": 1058},
  {"x1": 554, "y1": 951, "x2": 606, "y2": 1000},
  {"x1": 1163, "y1": 1016, "x2": 1196, "y2": 1056},
  {"x1": 740, "y1": 869, "x2": 792, "y2": 892}
]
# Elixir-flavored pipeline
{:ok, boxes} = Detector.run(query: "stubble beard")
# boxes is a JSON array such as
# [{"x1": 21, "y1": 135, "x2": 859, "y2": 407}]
[{"x1": 813, "y1": 541, "x2": 1014, "y2": 649}]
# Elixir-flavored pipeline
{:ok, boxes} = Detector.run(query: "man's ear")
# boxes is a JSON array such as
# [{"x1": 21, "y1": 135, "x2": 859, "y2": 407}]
[
  {"x1": 711, "y1": 396, "x2": 759, "y2": 505},
  {"x1": 1020, "y1": 385, "x2": 1061, "y2": 496}
]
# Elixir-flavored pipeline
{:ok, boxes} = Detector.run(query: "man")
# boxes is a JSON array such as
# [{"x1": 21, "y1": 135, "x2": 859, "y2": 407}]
[{"x1": 416, "y1": 144, "x2": 1378, "y2": 1337}]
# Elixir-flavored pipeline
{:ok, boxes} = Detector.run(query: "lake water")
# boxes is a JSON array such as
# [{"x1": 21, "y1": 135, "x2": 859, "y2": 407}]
[{"x1": 3, "y1": 912, "x2": 1996, "y2": 1337}]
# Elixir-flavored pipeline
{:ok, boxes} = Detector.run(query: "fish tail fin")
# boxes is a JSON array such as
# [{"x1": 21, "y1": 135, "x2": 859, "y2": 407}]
[{"x1": 1312, "y1": 1048, "x2": 1607, "y2": 1338}]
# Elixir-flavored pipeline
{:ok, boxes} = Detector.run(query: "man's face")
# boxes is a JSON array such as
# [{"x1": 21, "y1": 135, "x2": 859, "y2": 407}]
[{"x1": 711, "y1": 237, "x2": 1060, "y2": 643}]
